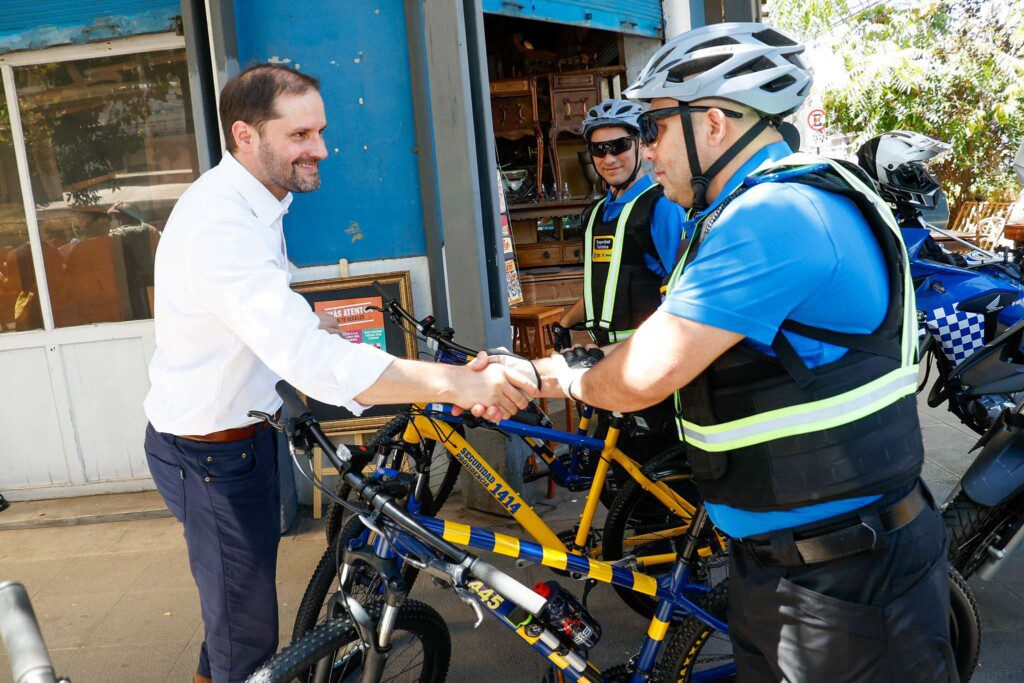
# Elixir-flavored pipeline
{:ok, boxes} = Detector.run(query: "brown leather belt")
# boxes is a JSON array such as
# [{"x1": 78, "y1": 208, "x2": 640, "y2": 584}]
[{"x1": 182, "y1": 410, "x2": 280, "y2": 443}]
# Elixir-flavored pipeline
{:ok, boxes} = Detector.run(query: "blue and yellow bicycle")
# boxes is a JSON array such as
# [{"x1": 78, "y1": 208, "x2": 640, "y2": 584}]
[
  {"x1": 293, "y1": 288, "x2": 722, "y2": 640},
  {"x1": 248, "y1": 382, "x2": 734, "y2": 683}
]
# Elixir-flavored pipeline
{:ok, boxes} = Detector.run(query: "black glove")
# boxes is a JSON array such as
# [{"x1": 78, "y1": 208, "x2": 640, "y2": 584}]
[
  {"x1": 551, "y1": 323, "x2": 572, "y2": 352},
  {"x1": 561, "y1": 346, "x2": 604, "y2": 368}
]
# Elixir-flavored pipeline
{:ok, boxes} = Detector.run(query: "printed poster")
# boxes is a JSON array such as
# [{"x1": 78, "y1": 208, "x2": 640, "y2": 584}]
[{"x1": 314, "y1": 296, "x2": 388, "y2": 351}]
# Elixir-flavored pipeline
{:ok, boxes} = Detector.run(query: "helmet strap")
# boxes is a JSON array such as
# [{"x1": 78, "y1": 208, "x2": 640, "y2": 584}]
[{"x1": 679, "y1": 104, "x2": 771, "y2": 212}]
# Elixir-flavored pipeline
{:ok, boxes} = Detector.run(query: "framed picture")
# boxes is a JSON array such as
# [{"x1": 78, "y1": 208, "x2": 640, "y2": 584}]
[{"x1": 290, "y1": 271, "x2": 417, "y2": 435}]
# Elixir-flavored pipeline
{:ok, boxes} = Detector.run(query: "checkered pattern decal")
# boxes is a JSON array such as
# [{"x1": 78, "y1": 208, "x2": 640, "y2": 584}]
[{"x1": 925, "y1": 305, "x2": 986, "y2": 365}]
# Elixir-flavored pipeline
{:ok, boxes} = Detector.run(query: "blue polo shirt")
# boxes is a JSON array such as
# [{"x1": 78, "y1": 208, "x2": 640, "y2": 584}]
[
  {"x1": 601, "y1": 174, "x2": 687, "y2": 277},
  {"x1": 661, "y1": 141, "x2": 890, "y2": 538}
]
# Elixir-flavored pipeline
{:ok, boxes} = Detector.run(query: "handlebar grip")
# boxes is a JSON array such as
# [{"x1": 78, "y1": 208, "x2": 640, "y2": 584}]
[
  {"x1": 0, "y1": 581, "x2": 57, "y2": 683},
  {"x1": 469, "y1": 559, "x2": 547, "y2": 616},
  {"x1": 275, "y1": 381, "x2": 312, "y2": 418},
  {"x1": 371, "y1": 280, "x2": 390, "y2": 302}
]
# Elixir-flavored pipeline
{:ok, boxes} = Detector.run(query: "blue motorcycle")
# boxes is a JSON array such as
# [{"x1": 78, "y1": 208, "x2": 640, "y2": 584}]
[
  {"x1": 904, "y1": 211, "x2": 1024, "y2": 434},
  {"x1": 892, "y1": 210, "x2": 1024, "y2": 587}
]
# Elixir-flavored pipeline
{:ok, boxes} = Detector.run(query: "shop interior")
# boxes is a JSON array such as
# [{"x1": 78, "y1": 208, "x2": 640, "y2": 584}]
[{"x1": 485, "y1": 14, "x2": 629, "y2": 309}]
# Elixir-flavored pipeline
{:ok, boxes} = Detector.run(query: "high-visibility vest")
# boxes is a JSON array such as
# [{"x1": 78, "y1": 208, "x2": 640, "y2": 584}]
[
  {"x1": 582, "y1": 183, "x2": 663, "y2": 346},
  {"x1": 666, "y1": 153, "x2": 922, "y2": 511}
]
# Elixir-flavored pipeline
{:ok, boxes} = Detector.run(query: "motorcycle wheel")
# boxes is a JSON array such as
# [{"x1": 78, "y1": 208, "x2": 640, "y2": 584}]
[{"x1": 943, "y1": 490, "x2": 1004, "y2": 579}]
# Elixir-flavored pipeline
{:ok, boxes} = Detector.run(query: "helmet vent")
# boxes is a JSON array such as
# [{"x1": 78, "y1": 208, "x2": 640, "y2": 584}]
[
  {"x1": 685, "y1": 36, "x2": 740, "y2": 53},
  {"x1": 724, "y1": 56, "x2": 776, "y2": 79},
  {"x1": 761, "y1": 74, "x2": 797, "y2": 93},
  {"x1": 666, "y1": 55, "x2": 730, "y2": 83},
  {"x1": 752, "y1": 28, "x2": 798, "y2": 47}
]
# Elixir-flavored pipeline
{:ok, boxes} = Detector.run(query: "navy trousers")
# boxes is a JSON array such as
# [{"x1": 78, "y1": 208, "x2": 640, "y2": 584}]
[{"x1": 145, "y1": 423, "x2": 281, "y2": 682}]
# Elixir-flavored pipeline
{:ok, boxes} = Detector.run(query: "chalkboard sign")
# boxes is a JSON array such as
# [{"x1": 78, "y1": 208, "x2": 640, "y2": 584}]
[{"x1": 291, "y1": 271, "x2": 416, "y2": 434}]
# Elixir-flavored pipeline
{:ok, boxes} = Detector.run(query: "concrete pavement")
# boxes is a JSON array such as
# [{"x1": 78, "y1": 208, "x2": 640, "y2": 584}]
[{"x1": 0, "y1": 392, "x2": 1021, "y2": 681}]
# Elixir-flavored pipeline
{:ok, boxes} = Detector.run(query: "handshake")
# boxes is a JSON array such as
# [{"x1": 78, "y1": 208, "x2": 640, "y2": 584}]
[{"x1": 448, "y1": 347, "x2": 603, "y2": 423}]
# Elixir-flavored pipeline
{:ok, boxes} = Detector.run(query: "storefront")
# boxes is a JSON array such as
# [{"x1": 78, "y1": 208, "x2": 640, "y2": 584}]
[{"x1": 0, "y1": 0, "x2": 757, "y2": 500}]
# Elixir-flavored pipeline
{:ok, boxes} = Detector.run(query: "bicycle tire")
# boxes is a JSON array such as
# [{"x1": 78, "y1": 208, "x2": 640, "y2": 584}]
[
  {"x1": 653, "y1": 581, "x2": 732, "y2": 683},
  {"x1": 252, "y1": 599, "x2": 450, "y2": 683},
  {"x1": 324, "y1": 413, "x2": 461, "y2": 543},
  {"x1": 602, "y1": 445, "x2": 716, "y2": 618},
  {"x1": 294, "y1": 517, "x2": 420, "y2": 641}
]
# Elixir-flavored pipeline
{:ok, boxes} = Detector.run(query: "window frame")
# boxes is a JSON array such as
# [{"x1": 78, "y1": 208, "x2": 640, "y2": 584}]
[{"x1": 0, "y1": 31, "x2": 189, "y2": 332}]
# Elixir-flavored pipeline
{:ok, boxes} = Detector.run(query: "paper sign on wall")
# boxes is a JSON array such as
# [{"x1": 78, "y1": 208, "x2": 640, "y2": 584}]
[{"x1": 314, "y1": 297, "x2": 388, "y2": 351}]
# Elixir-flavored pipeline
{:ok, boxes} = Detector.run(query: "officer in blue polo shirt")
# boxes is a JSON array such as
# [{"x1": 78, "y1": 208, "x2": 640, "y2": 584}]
[
  {"x1": 552, "y1": 99, "x2": 687, "y2": 461},
  {"x1": 516, "y1": 23, "x2": 954, "y2": 681}
]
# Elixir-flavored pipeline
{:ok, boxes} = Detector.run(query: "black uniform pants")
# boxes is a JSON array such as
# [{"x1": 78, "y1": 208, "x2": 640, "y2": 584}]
[{"x1": 728, "y1": 483, "x2": 957, "y2": 682}]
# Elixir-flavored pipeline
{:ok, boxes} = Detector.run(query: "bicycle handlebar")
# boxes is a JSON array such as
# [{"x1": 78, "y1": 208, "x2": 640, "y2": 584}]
[
  {"x1": 275, "y1": 380, "x2": 312, "y2": 419},
  {"x1": 0, "y1": 581, "x2": 58, "y2": 683},
  {"x1": 370, "y1": 281, "x2": 478, "y2": 357}
]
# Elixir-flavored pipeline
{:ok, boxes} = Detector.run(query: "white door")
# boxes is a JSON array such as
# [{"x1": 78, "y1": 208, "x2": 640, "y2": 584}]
[{"x1": 0, "y1": 34, "x2": 200, "y2": 499}]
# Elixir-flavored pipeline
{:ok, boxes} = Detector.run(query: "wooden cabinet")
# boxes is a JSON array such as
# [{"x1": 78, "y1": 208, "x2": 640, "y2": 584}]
[
  {"x1": 547, "y1": 67, "x2": 626, "y2": 193},
  {"x1": 520, "y1": 269, "x2": 583, "y2": 307},
  {"x1": 490, "y1": 77, "x2": 549, "y2": 201}
]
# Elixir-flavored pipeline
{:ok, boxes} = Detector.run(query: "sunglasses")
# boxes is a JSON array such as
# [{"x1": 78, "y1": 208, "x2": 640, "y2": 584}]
[
  {"x1": 587, "y1": 136, "x2": 636, "y2": 159},
  {"x1": 637, "y1": 105, "x2": 744, "y2": 145}
]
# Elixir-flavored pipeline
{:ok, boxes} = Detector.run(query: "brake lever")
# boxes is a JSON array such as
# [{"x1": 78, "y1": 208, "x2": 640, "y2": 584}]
[
  {"x1": 453, "y1": 584, "x2": 485, "y2": 628},
  {"x1": 247, "y1": 410, "x2": 284, "y2": 432}
]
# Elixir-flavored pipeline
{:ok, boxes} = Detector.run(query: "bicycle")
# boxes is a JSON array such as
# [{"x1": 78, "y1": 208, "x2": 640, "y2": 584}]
[
  {"x1": 294, "y1": 285, "x2": 722, "y2": 638},
  {"x1": 249, "y1": 383, "x2": 735, "y2": 682},
  {"x1": 0, "y1": 580, "x2": 65, "y2": 683}
]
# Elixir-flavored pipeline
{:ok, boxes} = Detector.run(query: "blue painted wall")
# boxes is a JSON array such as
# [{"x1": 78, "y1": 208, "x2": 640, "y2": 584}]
[
  {"x1": 482, "y1": 0, "x2": 663, "y2": 38},
  {"x1": 233, "y1": 1, "x2": 428, "y2": 266},
  {"x1": 0, "y1": 0, "x2": 179, "y2": 53}
]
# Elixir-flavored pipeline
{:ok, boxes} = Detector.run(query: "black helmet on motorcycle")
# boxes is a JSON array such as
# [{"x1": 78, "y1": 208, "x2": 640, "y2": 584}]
[{"x1": 857, "y1": 131, "x2": 950, "y2": 211}]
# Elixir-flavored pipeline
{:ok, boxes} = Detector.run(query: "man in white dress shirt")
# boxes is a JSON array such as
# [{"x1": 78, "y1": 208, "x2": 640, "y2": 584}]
[{"x1": 143, "y1": 64, "x2": 536, "y2": 682}]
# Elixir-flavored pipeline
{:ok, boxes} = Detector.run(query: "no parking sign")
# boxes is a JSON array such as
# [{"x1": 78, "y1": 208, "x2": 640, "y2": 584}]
[{"x1": 807, "y1": 108, "x2": 827, "y2": 132}]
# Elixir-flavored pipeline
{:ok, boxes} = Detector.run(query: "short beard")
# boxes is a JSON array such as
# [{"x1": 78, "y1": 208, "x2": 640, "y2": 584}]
[{"x1": 259, "y1": 144, "x2": 321, "y2": 193}]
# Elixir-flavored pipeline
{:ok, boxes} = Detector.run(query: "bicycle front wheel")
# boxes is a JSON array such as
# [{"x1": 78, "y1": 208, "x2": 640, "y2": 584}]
[{"x1": 253, "y1": 600, "x2": 450, "y2": 683}]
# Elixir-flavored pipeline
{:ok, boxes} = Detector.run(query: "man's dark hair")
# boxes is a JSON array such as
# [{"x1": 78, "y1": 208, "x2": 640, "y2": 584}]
[{"x1": 219, "y1": 63, "x2": 320, "y2": 152}]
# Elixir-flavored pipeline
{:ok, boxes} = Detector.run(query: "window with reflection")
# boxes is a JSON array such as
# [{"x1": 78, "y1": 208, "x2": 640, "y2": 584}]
[
  {"x1": 0, "y1": 79, "x2": 42, "y2": 333},
  {"x1": 14, "y1": 49, "x2": 199, "y2": 328}
]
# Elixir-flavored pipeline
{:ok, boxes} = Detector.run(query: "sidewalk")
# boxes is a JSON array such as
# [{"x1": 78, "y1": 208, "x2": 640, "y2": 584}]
[{"x1": 0, "y1": 393, "x2": 1021, "y2": 681}]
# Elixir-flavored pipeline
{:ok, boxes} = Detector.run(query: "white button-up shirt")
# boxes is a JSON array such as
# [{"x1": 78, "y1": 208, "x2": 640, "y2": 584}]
[{"x1": 144, "y1": 153, "x2": 394, "y2": 435}]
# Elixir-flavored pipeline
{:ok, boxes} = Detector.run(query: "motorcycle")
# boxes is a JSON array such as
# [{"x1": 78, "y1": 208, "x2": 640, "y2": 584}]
[
  {"x1": 938, "y1": 318, "x2": 1024, "y2": 582},
  {"x1": 903, "y1": 209, "x2": 1024, "y2": 434}
]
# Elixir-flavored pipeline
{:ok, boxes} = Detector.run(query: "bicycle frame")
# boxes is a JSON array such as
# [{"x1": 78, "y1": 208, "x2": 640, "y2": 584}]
[
  {"x1": 402, "y1": 403, "x2": 699, "y2": 567},
  {"x1": 350, "y1": 498, "x2": 732, "y2": 683}
]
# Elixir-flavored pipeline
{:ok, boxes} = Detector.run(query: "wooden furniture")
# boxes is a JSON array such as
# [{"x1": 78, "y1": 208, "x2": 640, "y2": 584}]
[
  {"x1": 491, "y1": 77, "x2": 550, "y2": 201},
  {"x1": 508, "y1": 198, "x2": 589, "y2": 267},
  {"x1": 510, "y1": 304, "x2": 564, "y2": 358},
  {"x1": 547, "y1": 67, "x2": 626, "y2": 192},
  {"x1": 520, "y1": 269, "x2": 583, "y2": 306},
  {"x1": 949, "y1": 201, "x2": 1013, "y2": 235},
  {"x1": 510, "y1": 304, "x2": 570, "y2": 498}
]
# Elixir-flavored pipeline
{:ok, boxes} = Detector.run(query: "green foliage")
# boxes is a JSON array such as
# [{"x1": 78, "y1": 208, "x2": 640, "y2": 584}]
[
  {"x1": 763, "y1": 0, "x2": 849, "y2": 41},
  {"x1": 818, "y1": 0, "x2": 1024, "y2": 211}
]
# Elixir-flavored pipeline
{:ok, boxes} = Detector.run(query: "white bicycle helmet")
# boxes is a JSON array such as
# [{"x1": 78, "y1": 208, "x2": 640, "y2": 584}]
[
  {"x1": 625, "y1": 23, "x2": 811, "y2": 117},
  {"x1": 582, "y1": 99, "x2": 644, "y2": 139},
  {"x1": 624, "y1": 23, "x2": 811, "y2": 210},
  {"x1": 581, "y1": 99, "x2": 646, "y2": 192},
  {"x1": 857, "y1": 131, "x2": 950, "y2": 210}
]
